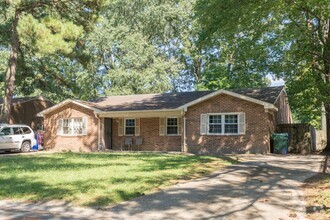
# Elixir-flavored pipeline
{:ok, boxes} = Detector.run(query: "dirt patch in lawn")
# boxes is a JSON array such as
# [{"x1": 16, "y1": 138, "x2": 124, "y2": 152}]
[{"x1": 302, "y1": 173, "x2": 330, "y2": 220}]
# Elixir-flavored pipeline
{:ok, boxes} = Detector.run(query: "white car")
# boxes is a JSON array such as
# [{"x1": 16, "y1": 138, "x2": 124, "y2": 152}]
[{"x1": 0, "y1": 124, "x2": 37, "y2": 152}]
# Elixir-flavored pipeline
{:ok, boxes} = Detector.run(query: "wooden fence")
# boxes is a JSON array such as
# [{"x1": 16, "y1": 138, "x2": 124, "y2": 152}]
[{"x1": 276, "y1": 124, "x2": 315, "y2": 154}]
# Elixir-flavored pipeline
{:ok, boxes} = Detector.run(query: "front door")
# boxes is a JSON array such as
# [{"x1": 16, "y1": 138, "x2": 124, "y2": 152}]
[{"x1": 104, "y1": 118, "x2": 112, "y2": 149}]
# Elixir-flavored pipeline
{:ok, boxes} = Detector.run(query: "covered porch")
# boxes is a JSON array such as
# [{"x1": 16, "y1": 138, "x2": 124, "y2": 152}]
[{"x1": 96, "y1": 109, "x2": 187, "y2": 152}]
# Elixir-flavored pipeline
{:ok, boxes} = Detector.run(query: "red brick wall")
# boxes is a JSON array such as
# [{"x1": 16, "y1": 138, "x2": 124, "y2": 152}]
[
  {"x1": 44, "y1": 103, "x2": 99, "y2": 152},
  {"x1": 111, "y1": 117, "x2": 182, "y2": 151},
  {"x1": 185, "y1": 94, "x2": 273, "y2": 154},
  {"x1": 9, "y1": 100, "x2": 54, "y2": 129}
]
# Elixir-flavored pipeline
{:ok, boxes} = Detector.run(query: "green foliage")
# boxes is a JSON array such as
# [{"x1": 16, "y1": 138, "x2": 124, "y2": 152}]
[
  {"x1": 195, "y1": 0, "x2": 330, "y2": 127},
  {"x1": 86, "y1": 0, "x2": 193, "y2": 95},
  {"x1": 0, "y1": 0, "x2": 106, "y2": 102},
  {"x1": 1, "y1": 0, "x2": 271, "y2": 103},
  {"x1": 87, "y1": 16, "x2": 181, "y2": 95},
  {"x1": 18, "y1": 14, "x2": 83, "y2": 56},
  {"x1": 0, "y1": 50, "x2": 9, "y2": 97}
]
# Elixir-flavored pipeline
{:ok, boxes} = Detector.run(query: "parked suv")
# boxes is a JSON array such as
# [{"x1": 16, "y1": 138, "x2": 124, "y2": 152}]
[{"x1": 0, "y1": 124, "x2": 37, "y2": 152}]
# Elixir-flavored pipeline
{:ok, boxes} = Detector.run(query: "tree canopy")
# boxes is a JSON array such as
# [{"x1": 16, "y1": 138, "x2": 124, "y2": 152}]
[
  {"x1": 1, "y1": 0, "x2": 329, "y2": 149},
  {"x1": 0, "y1": 0, "x2": 105, "y2": 121},
  {"x1": 195, "y1": 0, "x2": 330, "y2": 147}
]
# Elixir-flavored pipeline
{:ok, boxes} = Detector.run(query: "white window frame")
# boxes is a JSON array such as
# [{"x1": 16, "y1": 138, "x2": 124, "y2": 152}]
[
  {"x1": 207, "y1": 113, "x2": 240, "y2": 135},
  {"x1": 166, "y1": 117, "x2": 179, "y2": 136},
  {"x1": 208, "y1": 114, "x2": 223, "y2": 135},
  {"x1": 57, "y1": 118, "x2": 87, "y2": 136},
  {"x1": 124, "y1": 118, "x2": 135, "y2": 136}
]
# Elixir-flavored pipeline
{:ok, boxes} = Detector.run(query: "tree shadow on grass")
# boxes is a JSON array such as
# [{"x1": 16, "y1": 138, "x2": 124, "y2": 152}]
[
  {"x1": 0, "y1": 152, "x2": 240, "y2": 207},
  {"x1": 0, "y1": 176, "x2": 73, "y2": 201},
  {"x1": 101, "y1": 156, "x2": 324, "y2": 219},
  {"x1": 0, "y1": 153, "x2": 134, "y2": 173}
]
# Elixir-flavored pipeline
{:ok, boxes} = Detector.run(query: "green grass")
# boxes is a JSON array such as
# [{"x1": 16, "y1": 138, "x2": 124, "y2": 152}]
[
  {"x1": 303, "y1": 173, "x2": 330, "y2": 220},
  {"x1": 0, "y1": 152, "x2": 237, "y2": 207}
]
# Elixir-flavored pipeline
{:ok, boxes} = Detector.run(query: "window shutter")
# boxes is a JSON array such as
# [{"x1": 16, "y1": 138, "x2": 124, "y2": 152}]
[
  {"x1": 159, "y1": 117, "x2": 165, "y2": 136},
  {"x1": 238, "y1": 113, "x2": 246, "y2": 134},
  {"x1": 200, "y1": 114, "x2": 207, "y2": 135},
  {"x1": 135, "y1": 118, "x2": 140, "y2": 136},
  {"x1": 177, "y1": 117, "x2": 182, "y2": 135},
  {"x1": 83, "y1": 117, "x2": 87, "y2": 135},
  {"x1": 118, "y1": 118, "x2": 124, "y2": 136},
  {"x1": 57, "y1": 119, "x2": 63, "y2": 135}
]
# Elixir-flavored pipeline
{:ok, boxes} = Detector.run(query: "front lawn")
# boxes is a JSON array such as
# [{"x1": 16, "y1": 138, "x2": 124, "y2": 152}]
[{"x1": 0, "y1": 152, "x2": 237, "y2": 207}]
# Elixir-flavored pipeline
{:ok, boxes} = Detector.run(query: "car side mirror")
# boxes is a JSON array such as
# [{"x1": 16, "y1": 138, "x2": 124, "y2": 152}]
[{"x1": 0, "y1": 132, "x2": 5, "y2": 136}]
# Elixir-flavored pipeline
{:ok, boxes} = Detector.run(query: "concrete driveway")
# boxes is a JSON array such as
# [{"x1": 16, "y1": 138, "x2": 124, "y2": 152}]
[{"x1": 0, "y1": 154, "x2": 326, "y2": 220}]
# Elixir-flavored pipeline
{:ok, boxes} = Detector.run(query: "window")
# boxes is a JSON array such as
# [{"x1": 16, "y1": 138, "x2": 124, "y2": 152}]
[
  {"x1": 13, "y1": 127, "x2": 23, "y2": 135},
  {"x1": 58, "y1": 118, "x2": 86, "y2": 135},
  {"x1": 125, "y1": 119, "x2": 135, "y2": 135},
  {"x1": 0, "y1": 127, "x2": 12, "y2": 135},
  {"x1": 224, "y1": 115, "x2": 238, "y2": 133},
  {"x1": 208, "y1": 115, "x2": 222, "y2": 134},
  {"x1": 207, "y1": 114, "x2": 240, "y2": 135},
  {"x1": 22, "y1": 127, "x2": 32, "y2": 134},
  {"x1": 167, "y1": 117, "x2": 178, "y2": 135}
]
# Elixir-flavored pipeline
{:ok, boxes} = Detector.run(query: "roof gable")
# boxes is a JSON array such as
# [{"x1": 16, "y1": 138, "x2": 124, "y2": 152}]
[
  {"x1": 180, "y1": 88, "x2": 281, "y2": 111},
  {"x1": 230, "y1": 86, "x2": 284, "y2": 104},
  {"x1": 37, "y1": 99, "x2": 101, "y2": 117}
]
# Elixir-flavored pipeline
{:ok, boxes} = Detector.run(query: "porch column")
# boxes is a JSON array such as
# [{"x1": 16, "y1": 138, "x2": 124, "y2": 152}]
[{"x1": 183, "y1": 117, "x2": 187, "y2": 152}]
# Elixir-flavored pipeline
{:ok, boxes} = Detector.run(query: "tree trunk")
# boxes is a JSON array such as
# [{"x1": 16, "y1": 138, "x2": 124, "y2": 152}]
[
  {"x1": 325, "y1": 104, "x2": 330, "y2": 151},
  {"x1": 0, "y1": 10, "x2": 20, "y2": 123}
]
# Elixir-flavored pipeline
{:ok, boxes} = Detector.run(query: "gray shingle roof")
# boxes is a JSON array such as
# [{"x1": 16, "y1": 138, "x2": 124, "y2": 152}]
[
  {"x1": 76, "y1": 86, "x2": 284, "y2": 112},
  {"x1": 231, "y1": 86, "x2": 284, "y2": 105}
]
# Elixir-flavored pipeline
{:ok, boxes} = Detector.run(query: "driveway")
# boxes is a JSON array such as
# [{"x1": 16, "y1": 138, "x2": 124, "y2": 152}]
[{"x1": 0, "y1": 154, "x2": 326, "y2": 220}]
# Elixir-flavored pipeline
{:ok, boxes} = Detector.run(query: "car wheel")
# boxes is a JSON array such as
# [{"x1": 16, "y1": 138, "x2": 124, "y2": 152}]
[{"x1": 21, "y1": 141, "x2": 31, "y2": 153}]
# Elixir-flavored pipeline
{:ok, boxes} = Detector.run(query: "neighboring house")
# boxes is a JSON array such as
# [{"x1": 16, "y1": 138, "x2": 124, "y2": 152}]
[
  {"x1": 0, "y1": 96, "x2": 54, "y2": 130},
  {"x1": 38, "y1": 86, "x2": 292, "y2": 154}
]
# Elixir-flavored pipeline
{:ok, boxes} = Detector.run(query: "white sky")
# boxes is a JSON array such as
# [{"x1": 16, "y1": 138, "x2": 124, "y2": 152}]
[
  {"x1": 267, "y1": 74, "x2": 285, "y2": 86},
  {"x1": 271, "y1": 78, "x2": 285, "y2": 86}
]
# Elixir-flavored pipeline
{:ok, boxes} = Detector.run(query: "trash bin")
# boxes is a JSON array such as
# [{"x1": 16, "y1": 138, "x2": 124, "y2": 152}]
[{"x1": 271, "y1": 133, "x2": 289, "y2": 154}]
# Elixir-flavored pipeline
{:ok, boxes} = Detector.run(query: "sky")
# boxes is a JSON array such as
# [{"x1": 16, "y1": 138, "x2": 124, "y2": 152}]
[
  {"x1": 271, "y1": 78, "x2": 285, "y2": 86},
  {"x1": 267, "y1": 74, "x2": 285, "y2": 86}
]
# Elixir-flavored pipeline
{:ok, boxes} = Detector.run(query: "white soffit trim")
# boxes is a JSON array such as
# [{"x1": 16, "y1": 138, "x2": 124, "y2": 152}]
[
  {"x1": 180, "y1": 89, "x2": 278, "y2": 111},
  {"x1": 37, "y1": 99, "x2": 102, "y2": 117}
]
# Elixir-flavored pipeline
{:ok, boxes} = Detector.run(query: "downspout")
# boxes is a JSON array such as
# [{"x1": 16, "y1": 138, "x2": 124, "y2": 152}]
[
  {"x1": 183, "y1": 107, "x2": 188, "y2": 153},
  {"x1": 183, "y1": 116, "x2": 187, "y2": 152}
]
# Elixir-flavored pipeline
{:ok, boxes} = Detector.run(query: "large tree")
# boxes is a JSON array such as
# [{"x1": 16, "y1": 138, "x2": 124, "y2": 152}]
[
  {"x1": 0, "y1": 0, "x2": 104, "y2": 122},
  {"x1": 195, "y1": 0, "x2": 330, "y2": 149}
]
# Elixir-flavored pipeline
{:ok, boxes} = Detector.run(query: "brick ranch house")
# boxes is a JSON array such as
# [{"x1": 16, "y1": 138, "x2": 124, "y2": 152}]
[
  {"x1": 0, "y1": 95, "x2": 54, "y2": 130},
  {"x1": 37, "y1": 86, "x2": 292, "y2": 154}
]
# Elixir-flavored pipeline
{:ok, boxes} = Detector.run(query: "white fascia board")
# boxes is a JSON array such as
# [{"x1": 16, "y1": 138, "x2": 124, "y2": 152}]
[
  {"x1": 37, "y1": 99, "x2": 102, "y2": 117},
  {"x1": 180, "y1": 90, "x2": 278, "y2": 111},
  {"x1": 273, "y1": 87, "x2": 286, "y2": 105}
]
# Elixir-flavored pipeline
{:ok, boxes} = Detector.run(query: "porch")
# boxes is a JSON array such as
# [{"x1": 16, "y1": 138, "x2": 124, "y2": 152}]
[{"x1": 97, "y1": 110, "x2": 186, "y2": 152}]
